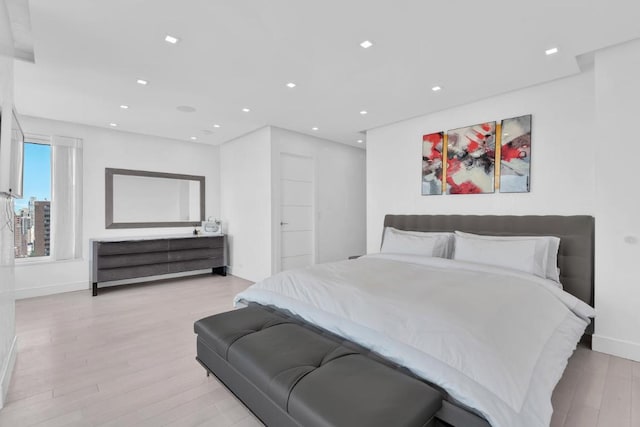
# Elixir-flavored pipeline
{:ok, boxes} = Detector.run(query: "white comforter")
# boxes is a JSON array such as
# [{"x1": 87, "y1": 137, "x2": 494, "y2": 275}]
[{"x1": 234, "y1": 254, "x2": 595, "y2": 427}]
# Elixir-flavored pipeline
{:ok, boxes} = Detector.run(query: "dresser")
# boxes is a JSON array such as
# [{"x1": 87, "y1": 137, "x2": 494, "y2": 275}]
[{"x1": 91, "y1": 234, "x2": 226, "y2": 296}]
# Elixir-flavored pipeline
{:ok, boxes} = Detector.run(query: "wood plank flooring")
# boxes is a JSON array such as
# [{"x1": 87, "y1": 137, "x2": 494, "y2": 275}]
[
  {"x1": 0, "y1": 274, "x2": 638, "y2": 426},
  {"x1": 0, "y1": 275, "x2": 261, "y2": 427}
]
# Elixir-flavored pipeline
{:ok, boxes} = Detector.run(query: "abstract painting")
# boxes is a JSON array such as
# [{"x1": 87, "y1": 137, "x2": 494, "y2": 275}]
[
  {"x1": 500, "y1": 114, "x2": 532, "y2": 193},
  {"x1": 445, "y1": 122, "x2": 496, "y2": 194},
  {"x1": 421, "y1": 132, "x2": 444, "y2": 195}
]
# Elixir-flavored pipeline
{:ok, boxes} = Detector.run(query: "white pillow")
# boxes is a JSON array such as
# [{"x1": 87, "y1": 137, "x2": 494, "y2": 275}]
[
  {"x1": 381, "y1": 227, "x2": 453, "y2": 258},
  {"x1": 454, "y1": 231, "x2": 560, "y2": 282},
  {"x1": 453, "y1": 233, "x2": 542, "y2": 277}
]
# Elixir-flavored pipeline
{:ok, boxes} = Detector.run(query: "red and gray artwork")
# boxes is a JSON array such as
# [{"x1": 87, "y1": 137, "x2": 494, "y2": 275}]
[
  {"x1": 421, "y1": 132, "x2": 444, "y2": 195},
  {"x1": 500, "y1": 114, "x2": 531, "y2": 193},
  {"x1": 446, "y1": 122, "x2": 496, "y2": 194}
]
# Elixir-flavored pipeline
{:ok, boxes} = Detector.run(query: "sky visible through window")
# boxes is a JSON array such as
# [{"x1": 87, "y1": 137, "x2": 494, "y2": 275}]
[{"x1": 14, "y1": 142, "x2": 51, "y2": 212}]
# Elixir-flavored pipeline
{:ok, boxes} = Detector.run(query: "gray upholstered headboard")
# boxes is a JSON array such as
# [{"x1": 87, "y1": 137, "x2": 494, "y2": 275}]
[{"x1": 383, "y1": 215, "x2": 595, "y2": 308}]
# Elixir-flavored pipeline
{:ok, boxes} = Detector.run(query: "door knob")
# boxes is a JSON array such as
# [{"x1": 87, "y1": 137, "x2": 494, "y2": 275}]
[{"x1": 280, "y1": 222, "x2": 289, "y2": 226}]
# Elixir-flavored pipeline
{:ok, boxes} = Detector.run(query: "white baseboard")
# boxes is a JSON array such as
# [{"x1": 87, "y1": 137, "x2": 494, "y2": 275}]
[
  {"x1": 0, "y1": 336, "x2": 17, "y2": 409},
  {"x1": 592, "y1": 334, "x2": 640, "y2": 362},
  {"x1": 15, "y1": 269, "x2": 226, "y2": 300},
  {"x1": 15, "y1": 281, "x2": 88, "y2": 300}
]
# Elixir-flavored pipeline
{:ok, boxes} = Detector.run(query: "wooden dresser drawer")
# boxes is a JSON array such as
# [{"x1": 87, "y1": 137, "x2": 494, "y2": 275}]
[
  {"x1": 168, "y1": 258, "x2": 223, "y2": 273},
  {"x1": 170, "y1": 236, "x2": 224, "y2": 250},
  {"x1": 97, "y1": 239, "x2": 168, "y2": 255},
  {"x1": 168, "y1": 248, "x2": 223, "y2": 262},
  {"x1": 97, "y1": 264, "x2": 170, "y2": 282},
  {"x1": 98, "y1": 252, "x2": 169, "y2": 269}
]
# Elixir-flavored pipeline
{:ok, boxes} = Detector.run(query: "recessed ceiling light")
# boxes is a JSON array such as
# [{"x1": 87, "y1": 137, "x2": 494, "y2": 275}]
[
  {"x1": 120, "y1": 105, "x2": 129, "y2": 109},
  {"x1": 136, "y1": 79, "x2": 148, "y2": 85},
  {"x1": 360, "y1": 40, "x2": 373, "y2": 49},
  {"x1": 242, "y1": 108, "x2": 251, "y2": 112},
  {"x1": 431, "y1": 86, "x2": 442, "y2": 92},
  {"x1": 109, "y1": 123, "x2": 118, "y2": 127},
  {"x1": 190, "y1": 136, "x2": 197, "y2": 141},
  {"x1": 360, "y1": 110, "x2": 368, "y2": 115},
  {"x1": 357, "y1": 139, "x2": 364, "y2": 143},
  {"x1": 176, "y1": 105, "x2": 196, "y2": 113},
  {"x1": 311, "y1": 127, "x2": 319, "y2": 131},
  {"x1": 545, "y1": 47, "x2": 559, "y2": 56},
  {"x1": 165, "y1": 35, "x2": 180, "y2": 44},
  {"x1": 213, "y1": 124, "x2": 221, "y2": 128},
  {"x1": 286, "y1": 82, "x2": 296, "y2": 88}
]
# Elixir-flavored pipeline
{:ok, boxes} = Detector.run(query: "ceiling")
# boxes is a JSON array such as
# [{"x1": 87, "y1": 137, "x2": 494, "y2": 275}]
[{"x1": 11, "y1": 0, "x2": 640, "y2": 147}]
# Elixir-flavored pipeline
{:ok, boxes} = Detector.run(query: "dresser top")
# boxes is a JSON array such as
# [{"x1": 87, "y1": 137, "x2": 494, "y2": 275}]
[{"x1": 90, "y1": 233, "x2": 223, "y2": 243}]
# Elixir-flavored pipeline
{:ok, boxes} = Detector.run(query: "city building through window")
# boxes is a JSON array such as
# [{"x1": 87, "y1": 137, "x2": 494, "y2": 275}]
[{"x1": 14, "y1": 142, "x2": 52, "y2": 258}]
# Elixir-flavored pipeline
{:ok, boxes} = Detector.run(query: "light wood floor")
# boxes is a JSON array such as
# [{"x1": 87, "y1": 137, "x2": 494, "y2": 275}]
[{"x1": 0, "y1": 274, "x2": 638, "y2": 427}]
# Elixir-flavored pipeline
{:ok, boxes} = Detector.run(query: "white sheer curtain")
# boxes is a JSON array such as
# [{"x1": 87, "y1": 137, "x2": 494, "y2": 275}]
[{"x1": 51, "y1": 136, "x2": 83, "y2": 261}]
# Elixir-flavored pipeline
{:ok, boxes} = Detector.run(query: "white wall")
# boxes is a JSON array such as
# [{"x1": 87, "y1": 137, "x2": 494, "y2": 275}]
[
  {"x1": 0, "y1": 0, "x2": 12, "y2": 194},
  {"x1": 14, "y1": 117, "x2": 366, "y2": 294},
  {"x1": 0, "y1": 0, "x2": 16, "y2": 408},
  {"x1": 220, "y1": 126, "x2": 367, "y2": 283},
  {"x1": 220, "y1": 127, "x2": 272, "y2": 282},
  {"x1": 271, "y1": 127, "x2": 366, "y2": 266},
  {"x1": 0, "y1": 196, "x2": 16, "y2": 409},
  {"x1": 366, "y1": 41, "x2": 640, "y2": 361},
  {"x1": 592, "y1": 39, "x2": 640, "y2": 361},
  {"x1": 14, "y1": 116, "x2": 221, "y2": 298},
  {"x1": 367, "y1": 69, "x2": 596, "y2": 251}
]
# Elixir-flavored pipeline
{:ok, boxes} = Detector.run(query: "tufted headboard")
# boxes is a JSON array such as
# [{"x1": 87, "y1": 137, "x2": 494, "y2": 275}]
[{"x1": 383, "y1": 215, "x2": 595, "y2": 308}]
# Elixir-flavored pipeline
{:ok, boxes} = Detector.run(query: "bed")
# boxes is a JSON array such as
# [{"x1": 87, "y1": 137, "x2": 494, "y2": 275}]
[{"x1": 195, "y1": 214, "x2": 595, "y2": 427}]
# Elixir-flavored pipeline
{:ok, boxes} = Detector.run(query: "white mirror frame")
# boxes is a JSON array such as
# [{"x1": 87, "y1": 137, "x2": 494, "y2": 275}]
[{"x1": 105, "y1": 168, "x2": 205, "y2": 229}]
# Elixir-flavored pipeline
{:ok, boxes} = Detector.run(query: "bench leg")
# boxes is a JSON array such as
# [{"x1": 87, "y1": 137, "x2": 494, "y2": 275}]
[{"x1": 92, "y1": 282, "x2": 98, "y2": 296}]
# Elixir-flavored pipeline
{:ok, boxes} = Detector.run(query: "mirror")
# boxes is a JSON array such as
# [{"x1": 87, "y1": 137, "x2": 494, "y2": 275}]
[{"x1": 105, "y1": 168, "x2": 205, "y2": 229}]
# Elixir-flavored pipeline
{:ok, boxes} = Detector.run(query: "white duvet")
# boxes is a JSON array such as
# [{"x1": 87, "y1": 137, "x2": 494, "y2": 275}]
[{"x1": 234, "y1": 254, "x2": 595, "y2": 427}]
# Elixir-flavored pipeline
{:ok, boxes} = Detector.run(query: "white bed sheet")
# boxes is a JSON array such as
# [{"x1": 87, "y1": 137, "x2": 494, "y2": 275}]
[{"x1": 234, "y1": 254, "x2": 595, "y2": 427}]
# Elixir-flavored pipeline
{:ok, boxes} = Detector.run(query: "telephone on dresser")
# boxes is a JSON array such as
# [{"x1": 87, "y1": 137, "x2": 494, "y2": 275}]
[{"x1": 201, "y1": 217, "x2": 223, "y2": 235}]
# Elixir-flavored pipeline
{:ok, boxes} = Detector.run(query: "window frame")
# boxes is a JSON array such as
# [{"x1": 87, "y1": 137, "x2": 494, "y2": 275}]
[{"x1": 14, "y1": 134, "x2": 53, "y2": 263}]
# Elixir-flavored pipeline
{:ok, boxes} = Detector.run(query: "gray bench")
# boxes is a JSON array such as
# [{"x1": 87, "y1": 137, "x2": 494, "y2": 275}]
[{"x1": 194, "y1": 304, "x2": 443, "y2": 427}]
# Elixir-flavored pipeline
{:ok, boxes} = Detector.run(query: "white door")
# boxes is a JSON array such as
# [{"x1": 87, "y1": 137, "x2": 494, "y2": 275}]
[{"x1": 279, "y1": 153, "x2": 314, "y2": 272}]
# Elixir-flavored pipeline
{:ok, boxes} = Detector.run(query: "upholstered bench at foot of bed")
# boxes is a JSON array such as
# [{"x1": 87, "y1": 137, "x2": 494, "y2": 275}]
[{"x1": 194, "y1": 305, "x2": 442, "y2": 427}]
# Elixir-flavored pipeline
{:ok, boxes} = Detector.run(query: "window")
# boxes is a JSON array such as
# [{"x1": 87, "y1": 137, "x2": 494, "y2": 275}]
[
  {"x1": 13, "y1": 134, "x2": 83, "y2": 262},
  {"x1": 14, "y1": 142, "x2": 52, "y2": 259}
]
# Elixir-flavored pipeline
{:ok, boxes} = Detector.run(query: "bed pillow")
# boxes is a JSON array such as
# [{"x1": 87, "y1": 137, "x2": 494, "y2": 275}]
[
  {"x1": 454, "y1": 231, "x2": 560, "y2": 282},
  {"x1": 381, "y1": 227, "x2": 453, "y2": 258},
  {"x1": 453, "y1": 233, "x2": 544, "y2": 277}
]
